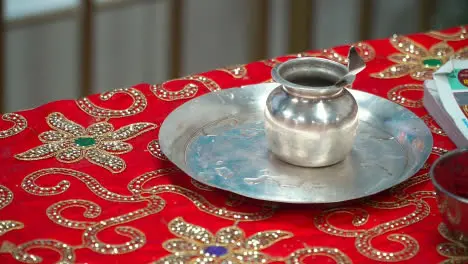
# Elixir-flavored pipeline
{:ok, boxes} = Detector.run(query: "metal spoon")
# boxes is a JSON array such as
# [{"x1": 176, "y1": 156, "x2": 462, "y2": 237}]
[{"x1": 334, "y1": 46, "x2": 366, "y2": 88}]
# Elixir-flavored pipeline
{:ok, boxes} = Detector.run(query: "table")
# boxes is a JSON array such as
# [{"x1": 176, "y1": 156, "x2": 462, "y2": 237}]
[{"x1": 1, "y1": 26, "x2": 468, "y2": 264}]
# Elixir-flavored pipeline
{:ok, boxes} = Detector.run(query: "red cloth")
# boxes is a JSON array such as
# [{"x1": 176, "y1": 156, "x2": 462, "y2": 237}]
[{"x1": 1, "y1": 26, "x2": 467, "y2": 264}]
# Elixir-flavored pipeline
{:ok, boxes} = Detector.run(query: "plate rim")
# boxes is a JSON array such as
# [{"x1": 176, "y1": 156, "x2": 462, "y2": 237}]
[{"x1": 159, "y1": 83, "x2": 434, "y2": 204}]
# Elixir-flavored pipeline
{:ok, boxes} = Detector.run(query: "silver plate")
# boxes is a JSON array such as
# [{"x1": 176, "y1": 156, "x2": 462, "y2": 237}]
[{"x1": 159, "y1": 83, "x2": 433, "y2": 204}]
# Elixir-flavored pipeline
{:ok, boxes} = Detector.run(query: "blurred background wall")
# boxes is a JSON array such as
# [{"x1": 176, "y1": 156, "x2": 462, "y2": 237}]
[{"x1": 3, "y1": 0, "x2": 467, "y2": 112}]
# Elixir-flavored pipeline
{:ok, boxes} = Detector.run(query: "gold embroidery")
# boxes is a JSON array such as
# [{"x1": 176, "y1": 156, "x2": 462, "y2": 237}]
[
  {"x1": 437, "y1": 223, "x2": 468, "y2": 263},
  {"x1": 22, "y1": 168, "x2": 139, "y2": 201},
  {"x1": 389, "y1": 173, "x2": 430, "y2": 198},
  {"x1": 286, "y1": 246, "x2": 352, "y2": 264},
  {"x1": 0, "y1": 221, "x2": 23, "y2": 236},
  {"x1": 15, "y1": 112, "x2": 156, "y2": 173},
  {"x1": 371, "y1": 35, "x2": 468, "y2": 80},
  {"x1": 427, "y1": 26, "x2": 467, "y2": 41},
  {"x1": 191, "y1": 178, "x2": 214, "y2": 191},
  {"x1": 147, "y1": 139, "x2": 167, "y2": 160},
  {"x1": 47, "y1": 199, "x2": 101, "y2": 229},
  {"x1": 82, "y1": 196, "x2": 164, "y2": 254},
  {"x1": 262, "y1": 58, "x2": 283, "y2": 67},
  {"x1": 151, "y1": 75, "x2": 220, "y2": 101},
  {"x1": 316, "y1": 42, "x2": 376, "y2": 65},
  {"x1": 154, "y1": 217, "x2": 292, "y2": 263},
  {"x1": 387, "y1": 84, "x2": 423, "y2": 108},
  {"x1": 262, "y1": 43, "x2": 375, "y2": 69},
  {"x1": 0, "y1": 113, "x2": 27, "y2": 139},
  {"x1": 421, "y1": 115, "x2": 447, "y2": 136},
  {"x1": 217, "y1": 64, "x2": 247, "y2": 79},
  {"x1": 128, "y1": 170, "x2": 276, "y2": 221},
  {"x1": 77, "y1": 87, "x2": 147, "y2": 118},
  {"x1": 190, "y1": 179, "x2": 248, "y2": 207},
  {"x1": 316, "y1": 185, "x2": 433, "y2": 262},
  {"x1": 432, "y1": 146, "x2": 449, "y2": 156},
  {"x1": 0, "y1": 240, "x2": 75, "y2": 264},
  {"x1": 225, "y1": 193, "x2": 246, "y2": 207},
  {"x1": 0, "y1": 185, "x2": 13, "y2": 210}
]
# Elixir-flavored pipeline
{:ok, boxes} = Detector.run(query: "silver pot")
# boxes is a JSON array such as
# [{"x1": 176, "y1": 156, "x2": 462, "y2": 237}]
[{"x1": 264, "y1": 57, "x2": 359, "y2": 167}]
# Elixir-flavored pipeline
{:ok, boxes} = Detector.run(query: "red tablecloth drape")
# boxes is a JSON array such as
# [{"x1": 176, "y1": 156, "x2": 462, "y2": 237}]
[{"x1": 1, "y1": 26, "x2": 468, "y2": 263}]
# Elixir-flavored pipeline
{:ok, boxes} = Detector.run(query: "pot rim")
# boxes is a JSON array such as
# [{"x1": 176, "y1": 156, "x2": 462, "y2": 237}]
[
  {"x1": 271, "y1": 57, "x2": 350, "y2": 97},
  {"x1": 429, "y1": 148, "x2": 468, "y2": 204}
]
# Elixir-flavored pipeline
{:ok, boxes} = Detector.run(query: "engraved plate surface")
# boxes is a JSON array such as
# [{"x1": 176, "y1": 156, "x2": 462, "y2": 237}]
[{"x1": 159, "y1": 83, "x2": 433, "y2": 203}]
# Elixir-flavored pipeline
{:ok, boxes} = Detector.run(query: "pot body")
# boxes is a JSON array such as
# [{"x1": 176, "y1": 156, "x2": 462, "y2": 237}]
[{"x1": 264, "y1": 57, "x2": 359, "y2": 167}]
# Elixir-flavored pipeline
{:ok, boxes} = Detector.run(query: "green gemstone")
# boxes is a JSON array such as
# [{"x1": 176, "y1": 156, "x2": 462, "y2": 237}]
[
  {"x1": 74, "y1": 137, "x2": 96, "y2": 147},
  {"x1": 423, "y1": 58, "x2": 442, "y2": 68}
]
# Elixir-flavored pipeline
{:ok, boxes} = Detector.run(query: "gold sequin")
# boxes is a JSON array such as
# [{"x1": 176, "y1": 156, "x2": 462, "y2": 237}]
[
  {"x1": 371, "y1": 35, "x2": 468, "y2": 81},
  {"x1": 0, "y1": 221, "x2": 23, "y2": 236},
  {"x1": 0, "y1": 113, "x2": 27, "y2": 139},
  {"x1": 15, "y1": 112, "x2": 156, "y2": 173},
  {"x1": 155, "y1": 217, "x2": 292, "y2": 263},
  {"x1": 315, "y1": 42, "x2": 376, "y2": 65},
  {"x1": 217, "y1": 64, "x2": 247, "y2": 79},
  {"x1": 151, "y1": 75, "x2": 220, "y2": 101},
  {"x1": 77, "y1": 87, "x2": 147, "y2": 118},
  {"x1": 83, "y1": 196, "x2": 164, "y2": 254},
  {"x1": 147, "y1": 139, "x2": 167, "y2": 160},
  {"x1": 432, "y1": 146, "x2": 449, "y2": 156},
  {"x1": 22, "y1": 168, "x2": 140, "y2": 202},
  {"x1": 437, "y1": 223, "x2": 468, "y2": 262},
  {"x1": 0, "y1": 239, "x2": 75, "y2": 264},
  {"x1": 421, "y1": 115, "x2": 447, "y2": 136},
  {"x1": 387, "y1": 84, "x2": 424, "y2": 108},
  {"x1": 47, "y1": 199, "x2": 101, "y2": 229},
  {"x1": 286, "y1": 246, "x2": 352, "y2": 264},
  {"x1": 427, "y1": 26, "x2": 467, "y2": 41},
  {"x1": 128, "y1": 170, "x2": 276, "y2": 221},
  {"x1": 0, "y1": 185, "x2": 13, "y2": 210}
]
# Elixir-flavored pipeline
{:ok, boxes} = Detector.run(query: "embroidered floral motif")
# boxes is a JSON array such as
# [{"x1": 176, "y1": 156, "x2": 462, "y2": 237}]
[
  {"x1": 0, "y1": 221, "x2": 23, "y2": 236},
  {"x1": 0, "y1": 239, "x2": 75, "y2": 264},
  {"x1": 151, "y1": 75, "x2": 220, "y2": 101},
  {"x1": 315, "y1": 173, "x2": 434, "y2": 262},
  {"x1": 155, "y1": 217, "x2": 293, "y2": 263},
  {"x1": 77, "y1": 87, "x2": 147, "y2": 118},
  {"x1": 15, "y1": 112, "x2": 156, "y2": 173},
  {"x1": 147, "y1": 140, "x2": 167, "y2": 160},
  {"x1": 0, "y1": 113, "x2": 27, "y2": 139},
  {"x1": 427, "y1": 26, "x2": 467, "y2": 41},
  {"x1": 432, "y1": 147, "x2": 449, "y2": 156},
  {"x1": 311, "y1": 42, "x2": 376, "y2": 65},
  {"x1": 286, "y1": 246, "x2": 352, "y2": 264},
  {"x1": 82, "y1": 196, "x2": 164, "y2": 255},
  {"x1": 387, "y1": 84, "x2": 424, "y2": 108},
  {"x1": 0, "y1": 185, "x2": 13, "y2": 210},
  {"x1": 371, "y1": 35, "x2": 468, "y2": 80},
  {"x1": 437, "y1": 223, "x2": 468, "y2": 263},
  {"x1": 421, "y1": 115, "x2": 447, "y2": 136},
  {"x1": 217, "y1": 64, "x2": 247, "y2": 79}
]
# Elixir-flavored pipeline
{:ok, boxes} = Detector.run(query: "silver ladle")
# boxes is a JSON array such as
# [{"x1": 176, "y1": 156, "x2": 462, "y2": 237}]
[{"x1": 334, "y1": 46, "x2": 366, "y2": 88}]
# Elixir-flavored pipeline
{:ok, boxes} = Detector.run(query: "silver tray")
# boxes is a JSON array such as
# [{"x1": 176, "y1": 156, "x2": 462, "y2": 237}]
[{"x1": 159, "y1": 83, "x2": 433, "y2": 204}]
